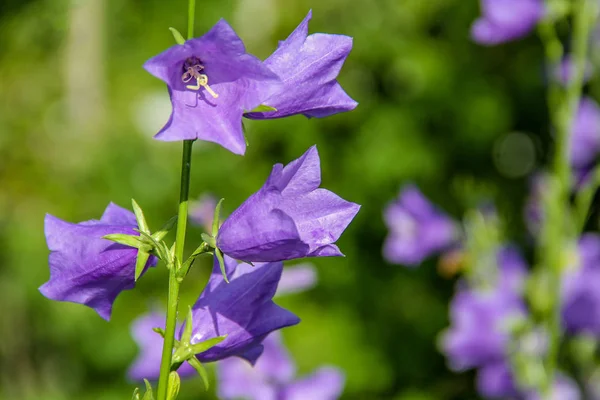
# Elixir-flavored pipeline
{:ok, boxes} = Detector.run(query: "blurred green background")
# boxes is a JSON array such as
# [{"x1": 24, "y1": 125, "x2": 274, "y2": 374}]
[{"x1": 0, "y1": 0, "x2": 553, "y2": 398}]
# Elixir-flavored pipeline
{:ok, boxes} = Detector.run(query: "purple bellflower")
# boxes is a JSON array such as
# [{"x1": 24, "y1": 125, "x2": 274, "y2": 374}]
[
  {"x1": 275, "y1": 263, "x2": 317, "y2": 296},
  {"x1": 144, "y1": 20, "x2": 280, "y2": 155},
  {"x1": 570, "y1": 97, "x2": 600, "y2": 182},
  {"x1": 216, "y1": 145, "x2": 360, "y2": 263},
  {"x1": 40, "y1": 203, "x2": 157, "y2": 321},
  {"x1": 470, "y1": 0, "x2": 544, "y2": 46},
  {"x1": 245, "y1": 11, "x2": 357, "y2": 120},
  {"x1": 190, "y1": 193, "x2": 218, "y2": 232},
  {"x1": 383, "y1": 185, "x2": 459, "y2": 266},
  {"x1": 562, "y1": 234, "x2": 600, "y2": 335},
  {"x1": 440, "y1": 248, "x2": 528, "y2": 371},
  {"x1": 128, "y1": 255, "x2": 299, "y2": 381},
  {"x1": 218, "y1": 331, "x2": 345, "y2": 400}
]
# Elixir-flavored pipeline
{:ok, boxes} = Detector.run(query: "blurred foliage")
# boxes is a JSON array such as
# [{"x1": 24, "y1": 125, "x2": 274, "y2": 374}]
[{"x1": 0, "y1": 0, "x2": 551, "y2": 399}]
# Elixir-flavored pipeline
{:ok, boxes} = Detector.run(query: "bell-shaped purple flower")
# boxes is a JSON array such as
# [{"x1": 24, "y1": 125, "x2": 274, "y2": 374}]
[
  {"x1": 216, "y1": 145, "x2": 360, "y2": 262},
  {"x1": 245, "y1": 10, "x2": 357, "y2": 120},
  {"x1": 570, "y1": 97, "x2": 600, "y2": 174},
  {"x1": 471, "y1": 0, "x2": 544, "y2": 46},
  {"x1": 40, "y1": 203, "x2": 157, "y2": 321},
  {"x1": 562, "y1": 234, "x2": 600, "y2": 334},
  {"x1": 144, "y1": 20, "x2": 280, "y2": 155},
  {"x1": 383, "y1": 185, "x2": 459, "y2": 266},
  {"x1": 218, "y1": 331, "x2": 345, "y2": 400},
  {"x1": 441, "y1": 248, "x2": 528, "y2": 370},
  {"x1": 128, "y1": 255, "x2": 299, "y2": 381}
]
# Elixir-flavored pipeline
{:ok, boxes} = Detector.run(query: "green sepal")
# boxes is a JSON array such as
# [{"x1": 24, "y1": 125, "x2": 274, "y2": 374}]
[
  {"x1": 179, "y1": 242, "x2": 210, "y2": 278},
  {"x1": 181, "y1": 306, "x2": 194, "y2": 344},
  {"x1": 189, "y1": 335, "x2": 227, "y2": 354},
  {"x1": 212, "y1": 198, "x2": 224, "y2": 237},
  {"x1": 248, "y1": 104, "x2": 277, "y2": 113},
  {"x1": 141, "y1": 379, "x2": 154, "y2": 400},
  {"x1": 215, "y1": 248, "x2": 229, "y2": 283},
  {"x1": 167, "y1": 371, "x2": 181, "y2": 400},
  {"x1": 152, "y1": 215, "x2": 178, "y2": 242},
  {"x1": 188, "y1": 356, "x2": 210, "y2": 389},
  {"x1": 152, "y1": 327, "x2": 166, "y2": 338},
  {"x1": 201, "y1": 233, "x2": 216, "y2": 248},
  {"x1": 132, "y1": 388, "x2": 140, "y2": 400},
  {"x1": 132, "y1": 199, "x2": 150, "y2": 234},
  {"x1": 135, "y1": 250, "x2": 151, "y2": 281},
  {"x1": 169, "y1": 27, "x2": 186, "y2": 45},
  {"x1": 102, "y1": 233, "x2": 146, "y2": 249}
]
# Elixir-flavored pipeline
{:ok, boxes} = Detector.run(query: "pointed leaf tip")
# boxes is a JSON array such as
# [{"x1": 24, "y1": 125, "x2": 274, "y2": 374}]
[
  {"x1": 188, "y1": 357, "x2": 210, "y2": 389},
  {"x1": 215, "y1": 248, "x2": 229, "y2": 283},
  {"x1": 169, "y1": 27, "x2": 186, "y2": 45},
  {"x1": 212, "y1": 198, "x2": 225, "y2": 237},
  {"x1": 131, "y1": 199, "x2": 150, "y2": 234},
  {"x1": 135, "y1": 251, "x2": 151, "y2": 281},
  {"x1": 167, "y1": 371, "x2": 181, "y2": 400},
  {"x1": 249, "y1": 104, "x2": 278, "y2": 113}
]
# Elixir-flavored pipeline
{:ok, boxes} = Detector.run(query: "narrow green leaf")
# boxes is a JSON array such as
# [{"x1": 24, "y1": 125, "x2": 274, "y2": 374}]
[
  {"x1": 248, "y1": 104, "x2": 277, "y2": 113},
  {"x1": 188, "y1": 356, "x2": 209, "y2": 389},
  {"x1": 215, "y1": 248, "x2": 229, "y2": 283},
  {"x1": 152, "y1": 215, "x2": 178, "y2": 242},
  {"x1": 135, "y1": 251, "x2": 151, "y2": 281},
  {"x1": 131, "y1": 199, "x2": 150, "y2": 234},
  {"x1": 189, "y1": 335, "x2": 227, "y2": 354},
  {"x1": 103, "y1": 233, "x2": 145, "y2": 249},
  {"x1": 132, "y1": 388, "x2": 141, "y2": 400},
  {"x1": 200, "y1": 233, "x2": 216, "y2": 248},
  {"x1": 152, "y1": 327, "x2": 166, "y2": 338},
  {"x1": 141, "y1": 379, "x2": 154, "y2": 400},
  {"x1": 181, "y1": 306, "x2": 194, "y2": 344},
  {"x1": 167, "y1": 371, "x2": 181, "y2": 400},
  {"x1": 212, "y1": 198, "x2": 225, "y2": 237},
  {"x1": 169, "y1": 27, "x2": 186, "y2": 45}
]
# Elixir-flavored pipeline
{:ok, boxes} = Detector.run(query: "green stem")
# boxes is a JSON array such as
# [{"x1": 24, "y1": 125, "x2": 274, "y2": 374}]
[
  {"x1": 156, "y1": 141, "x2": 194, "y2": 400},
  {"x1": 539, "y1": 0, "x2": 591, "y2": 394},
  {"x1": 187, "y1": 0, "x2": 196, "y2": 39}
]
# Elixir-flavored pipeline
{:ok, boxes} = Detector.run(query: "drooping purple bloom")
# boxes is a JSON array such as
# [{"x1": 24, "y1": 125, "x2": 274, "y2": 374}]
[
  {"x1": 570, "y1": 97, "x2": 600, "y2": 175},
  {"x1": 470, "y1": 0, "x2": 544, "y2": 46},
  {"x1": 216, "y1": 146, "x2": 360, "y2": 262},
  {"x1": 562, "y1": 234, "x2": 600, "y2": 334},
  {"x1": 276, "y1": 263, "x2": 318, "y2": 296},
  {"x1": 218, "y1": 331, "x2": 345, "y2": 400},
  {"x1": 190, "y1": 193, "x2": 218, "y2": 232},
  {"x1": 39, "y1": 203, "x2": 157, "y2": 321},
  {"x1": 144, "y1": 20, "x2": 280, "y2": 155},
  {"x1": 128, "y1": 255, "x2": 299, "y2": 381},
  {"x1": 245, "y1": 11, "x2": 357, "y2": 120},
  {"x1": 382, "y1": 185, "x2": 459, "y2": 266},
  {"x1": 441, "y1": 247, "x2": 528, "y2": 370}
]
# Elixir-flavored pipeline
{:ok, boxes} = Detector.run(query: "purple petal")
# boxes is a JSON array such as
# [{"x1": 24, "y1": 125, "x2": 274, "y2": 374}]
[
  {"x1": 281, "y1": 367, "x2": 345, "y2": 400},
  {"x1": 476, "y1": 362, "x2": 519, "y2": 399},
  {"x1": 127, "y1": 312, "x2": 195, "y2": 382},
  {"x1": 40, "y1": 206, "x2": 156, "y2": 321},
  {"x1": 101, "y1": 202, "x2": 138, "y2": 226},
  {"x1": 570, "y1": 97, "x2": 600, "y2": 169},
  {"x1": 275, "y1": 264, "x2": 318, "y2": 296},
  {"x1": 185, "y1": 256, "x2": 300, "y2": 362},
  {"x1": 190, "y1": 194, "x2": 218, "y2": 232},
  {"x1": 245, "y1": 11, "x2": 357, "y2": 120},
  {"x1": 218, "y1": 357, "x2": 278, "y2": 400},
  {"x1": 217, "y1": 146, "x2": 360, "y2": 262}
]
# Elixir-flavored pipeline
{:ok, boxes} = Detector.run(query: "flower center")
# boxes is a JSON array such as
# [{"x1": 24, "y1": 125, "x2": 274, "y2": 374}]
[{"x1": 181, "y1": 57, "x2": 218, "y2": 98}]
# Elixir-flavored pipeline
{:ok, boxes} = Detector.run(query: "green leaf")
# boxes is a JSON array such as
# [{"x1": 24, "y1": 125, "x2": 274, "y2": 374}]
[
  {"x1": 152, "y1": 327, "x2": 166, "y2": 338},
  {"x1": 167, "y1": 371, "x2": 181, "y2": 400},
  {"x1": 132, "y1": 388, "x2": 141, "y2": 400},
  {"x1": 141, "y1": 379, "x2": 154, "y2": 400},
  {"x1": 132, "y1": 199, "x2": 150, "y2": 234},
  {"x1": 169, "y1": 27, "x2": 186, "y2": 45},
  {"x1": 152, "y1": 215, "x2": 178, "y2": 242},
  {"x1": 188, "y1": 356, "x2": 210, "y2": 389},
  {"x1": 189, "y1": 335, "x2": 227, "y2": 354},
  {"x1": 200, "y1": 233, "x2": 216, "y2": 248},
  {"x1": 181, "y1": 306, "x2": 193, "y2": 344},
  {"x1": 248, "y1": 104, "x2": 277, "y2": 113},
  {"x1": 103, "y1": 233, "x2": 146, "y2": 249},
  {"x1": 135, "y1": 251, "x2": 151, "y2": 281},
  {"x1": 212, "y1": 198, "x2": 225, "y2": 237},
  {"x1": 215, "y1": 248, "x2": 229, "y2": 283}
]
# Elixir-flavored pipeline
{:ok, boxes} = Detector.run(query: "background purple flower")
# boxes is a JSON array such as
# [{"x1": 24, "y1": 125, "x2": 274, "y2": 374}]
[
  {"x1": 470, "y1": 0, "x2": 544, "y2": 45},
  {"x1": 570, "y1": 97, "x2": 600, "y2": 174},
  {"x1": 245, "y1": 10, "x2": 357, "y2": 120},
  {"x1": 217, "y1": 145, "x2": 360, "y2": 262},
  {"x1": 190, "y1": 193, "x2": 217, "y2": 232},
  {"x1": 128, "y1": 255, "x2": 299, "y2": 381},
  {"x1": 218, "y1": 331, "x2": 344, "y2": 400},
  {"x1": 555, "y1": 55, "x2": 593, "y2": 86},
  {"x1": 144, "y1": 19, "x2": 280, "y2": 155},
  {"x1": 275, "y1": 263, "x2": 318, "y2": 296},
  {"x1": 383, "y1": 185, "x2": 459, "y2": 266},
  {"x1": 39, "y1": 203, "x2": 156, "y2": 321}
]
